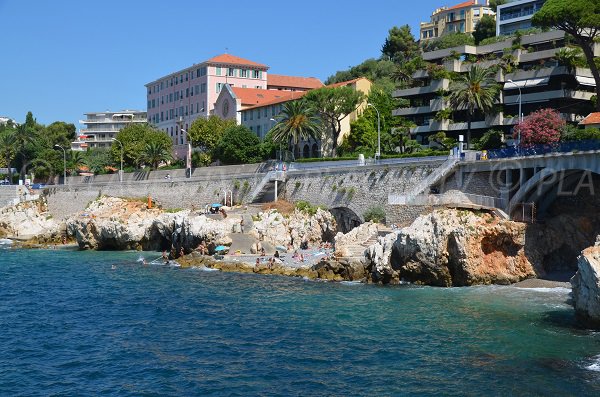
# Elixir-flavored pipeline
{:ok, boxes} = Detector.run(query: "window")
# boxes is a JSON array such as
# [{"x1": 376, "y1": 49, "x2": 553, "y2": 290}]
[
  {"x1": 256, "y1": 85, "x2": 261, "y2": 89},
  {"x1": 195, "y1": 85, "x2": 199, "y2": 95},
  {"x1": 242, "y1": 85, "x2": 247, "y2": 88},
  {"x1": 240, "y1": 69, "x2": 248, "y2": 78},
  {"x1": 264, "y1": 108, "x2": 268, "y2": 117},
  {"x1": 473, "y1": 8, "x2": 480, "y2": 16},
  {"x1": 252, "y1": 70, "x2": 260, "y2": 79},
  {"x1": 257, "y1": 125, "x2": 261, "y2": 136},
  {"x1": 228, "y1": 68, "x2": 235, "y2": 77},
  {"x1": 216, "y1": 82, "x2": 223, "y2": 93},
  {"x1": 180, "y1": 75, "x2": 183, "y2": 83},
  {"x1": 169, "y1": 93, "x2": 173, "y2": 102},
  {"x1": 200, "y1": 83, "x2": 206, "y2": 93},
  {"x1": 258, "y1": 109, "x2": 261, "y2": 119},
  {"x1": 160, "y1": 111, "x2": 163, "y2": 122},
  {"x1": 216, "y1": 67, "x2": 222, "y2": 76},
  {"x1": 186, "y1": 88, "x2": 189, "y2": 97},
  {"x1": 185, "y1": 73, "x2": 188, "y2": 81},
  {"x1": 250, "y1": 111, "x2": 253, "y2": 120},
  {"x1": 243, "y1": 112, "x2": 247, "y2": 121}
]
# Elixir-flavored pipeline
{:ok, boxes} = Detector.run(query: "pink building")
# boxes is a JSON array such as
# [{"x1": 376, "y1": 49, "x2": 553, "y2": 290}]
[{"x1": 145, "y1": 53, "x2": 322, "y2": 157}]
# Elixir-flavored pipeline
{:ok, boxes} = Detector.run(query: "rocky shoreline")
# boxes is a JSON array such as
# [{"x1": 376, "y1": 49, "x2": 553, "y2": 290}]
[{"x1": 2, "y1": 194, "x2": 600, "y2": 327}]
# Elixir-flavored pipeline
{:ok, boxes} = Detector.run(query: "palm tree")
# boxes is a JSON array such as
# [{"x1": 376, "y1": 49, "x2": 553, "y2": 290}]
[
  {"x1": 142, "y1": 141, "x2": 172, "y2": 170},
  {"x1": 270, "y1": 100, "x2": 321, "y2": 158},
  {"x1": 67, "y1": 150, "x2": 85, "y2": 175},
  {"x1": 0, "y1": 131, "x2": 16, "y2": 183},
  {"x1": 12, "y1": 124, "x2": 37, "y2": 181},
  {"x1": 448, "y1": 65, "x2": 499, "y2": 149}
]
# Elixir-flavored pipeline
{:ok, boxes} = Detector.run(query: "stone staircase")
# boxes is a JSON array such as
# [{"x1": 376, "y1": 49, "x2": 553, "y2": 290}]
[
  {"x1": 249, "y1": 171, "x2": 286, "y2": 203},
  {"x1": 0, "y1": 186, "x2": 18, "y2": 208}
]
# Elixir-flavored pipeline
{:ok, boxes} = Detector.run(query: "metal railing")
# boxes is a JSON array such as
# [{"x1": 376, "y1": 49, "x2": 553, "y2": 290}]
[
  {"x1": 389, "y1": 192, "x2": 506, "y2": 209},
  {"x1": 486, "y1": 140, "x2": 600, "y2": 159}
]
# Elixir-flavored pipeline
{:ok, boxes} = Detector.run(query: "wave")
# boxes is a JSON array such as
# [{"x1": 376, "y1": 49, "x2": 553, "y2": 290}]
[
  {"x1": 340, "y1": 281, "x2": 363, "y2": 286},
  {"x1": 0, "y1": 238, "x2": 13, "y2": 245},
  {"x1": 585, "y1": 355, "x2": 600, "y2": 372},
  {"x1": 191, "y1": 266, "x2": 219, "y2": 272},
  {"x1": 513, "y1": 287, "x2": 571, "y2": 294}
]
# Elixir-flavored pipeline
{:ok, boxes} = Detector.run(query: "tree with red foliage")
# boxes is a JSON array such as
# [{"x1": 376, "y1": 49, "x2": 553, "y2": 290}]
[{"x1": 513, "y1": 108, "x2": 565, "y2": 146}]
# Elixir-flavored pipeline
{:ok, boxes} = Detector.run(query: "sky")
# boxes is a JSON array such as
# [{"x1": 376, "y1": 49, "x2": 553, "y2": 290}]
[{"x1": 0, "y1": 0, "x2": 448, "y2": 129}]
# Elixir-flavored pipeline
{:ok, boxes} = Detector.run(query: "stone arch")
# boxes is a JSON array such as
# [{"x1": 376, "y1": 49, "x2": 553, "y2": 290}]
[
  {"x1": 311, "y1": 143, "x2": 319, "y2": 158},
  {"x1": 509, "y1": 166, "x2": 600, "y2": 218},
  {"x1": 303, "y1": 144, "x2": 310, "y2": 158},
  {"x1": 329, "y1": 206, "x2": 363, "y2": 233}
]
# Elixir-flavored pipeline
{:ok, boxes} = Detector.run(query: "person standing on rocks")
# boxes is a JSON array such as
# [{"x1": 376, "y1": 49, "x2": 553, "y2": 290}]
[{"x1": 240, "y1": 218, "x2": 244, "y2": 233}]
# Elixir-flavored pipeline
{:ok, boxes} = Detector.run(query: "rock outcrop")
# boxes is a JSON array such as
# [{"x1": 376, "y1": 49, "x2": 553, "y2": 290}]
[
  {"x1": 0, "y1": 199, "x2": 61, "y2": 242},
  {"x1": 333, "y1": 222, "x2": 378, "y2": 258},
  {"x1": 250, "y1": 208, "x2": 336, "y2": 248},
  {"x1": 571, "y1": 246, "x2": 600, "y2": 328},
  {"x1": 66, "y1": 197, "x2": 233, "y2": 251},
  {"x1": 366, "y1": 209, "x2": 535, "y2": 286}
]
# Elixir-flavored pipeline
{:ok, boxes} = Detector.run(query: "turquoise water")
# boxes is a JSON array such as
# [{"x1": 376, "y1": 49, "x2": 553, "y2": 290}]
[{"x1": 1, "y1": 248, "x2": 600, "y2": 396}]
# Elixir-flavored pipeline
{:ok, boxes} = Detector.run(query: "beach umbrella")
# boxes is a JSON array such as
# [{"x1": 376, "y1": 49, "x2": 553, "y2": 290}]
[
  {"x1": 211, "y1": 203, "x2": 222, "y2": 208},
  {"x1": 275, "y1": 245, "x2": 287, "y2": 252},
  {"x1": 214, "y1": 245, "x2": 228, "y2": 252}
]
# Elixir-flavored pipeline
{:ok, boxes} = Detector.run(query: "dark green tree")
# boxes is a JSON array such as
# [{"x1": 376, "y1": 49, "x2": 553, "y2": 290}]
[
  {"x1": 187, "y1": 115, "x2": 236, "y2": 152},
  {"x1": 270, "y1": 100, "x2": 321, "y2": 154},
  {"x1": 381, "y1": 25, "x2": 419, "y2": 62},
  {"x1": 421, "y1": 32, "x2": 475, "y2": 52},
  {"x1": 473, "y1": 15, "x2": 497, "y2": 45},
  {"x1": 213, "y1": 125, "x2": 262, "y2": 164},
  {"x1": 533, "y1": 0, "x2": 600, "y2": 110},
  {"x1": 304, "y1": 86, "x2": 365, "y2": 157},
  {"x1": 142, "y1": 141, "x2": 173, "y2": 170},
  {"x1": 111, "y1": 123, "x2": 172, "y2": 167},
  {"x1": 489, "y1": 0, "x2": 508, "y2": 12},
  {"x1": 448, "y1": 65, "x2": 499, "y2": 149},
  {"x1": 25, "y1": 111, "x2": 35, "y2": 128},
  {"x1": 0, "y1": 131, "x2": 16, "y2": 183}
]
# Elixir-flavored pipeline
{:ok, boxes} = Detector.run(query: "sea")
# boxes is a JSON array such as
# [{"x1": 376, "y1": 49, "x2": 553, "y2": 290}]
[{"x1": 1, "y1": 247, "x2": 600, "y2": 396}]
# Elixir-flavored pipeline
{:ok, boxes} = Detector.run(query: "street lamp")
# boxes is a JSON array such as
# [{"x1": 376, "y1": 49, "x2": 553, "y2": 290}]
[
  {"x1": 367, "y1": 103, "x2": 381, "y2": 159},
  {"x1": 53, "y1": 144, "x2": 66, "y2": 185},
  {"x1": 181, "y1": 129, "x2": 192, "y2": 178},
  {"x1": 111, "y1": 138, "x2": 123, "y2": 182},
  {"x1": 269, "y1": 118, "x2": 283, "y2": 161},
  {"x1": 506, "y1": 80, "x2": 523, "y2": 147}
]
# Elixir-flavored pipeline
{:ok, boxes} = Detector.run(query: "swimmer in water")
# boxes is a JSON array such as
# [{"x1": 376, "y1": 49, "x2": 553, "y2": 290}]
[{"x1": 111, "y1": 265, "x2": 116, "y2": 270}]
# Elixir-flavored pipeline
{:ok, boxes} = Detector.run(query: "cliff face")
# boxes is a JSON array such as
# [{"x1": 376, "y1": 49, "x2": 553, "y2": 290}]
[
  {"x1": 66, "y1": 197, "x2": 233, "y2": 251},
  {"x1": 366, "y1": 209, "x2": 536, "y2": 286},
  {"x1": 0, "y1": 199, "x2": 61, "y2": 241},
  {"x1": 571, "y1": 245, "x2": 600, "y2": 329}
]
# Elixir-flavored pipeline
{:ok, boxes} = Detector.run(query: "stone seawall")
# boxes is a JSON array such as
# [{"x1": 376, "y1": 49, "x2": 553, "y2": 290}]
[
  {"x1": 284, "y1": 161, "x2": 443, "y2": 225},
  {"x1": 45, "y1": 174, "x2": 264, "y2": 220}
]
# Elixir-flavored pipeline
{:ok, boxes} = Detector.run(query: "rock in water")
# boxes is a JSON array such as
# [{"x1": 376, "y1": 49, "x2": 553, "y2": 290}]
[
  {"x1": 571, "y1": 246, "x2": 600, "y2": 328},
  {"x1": 365, "y1": 209, "x2": 536, "y2": 286}
]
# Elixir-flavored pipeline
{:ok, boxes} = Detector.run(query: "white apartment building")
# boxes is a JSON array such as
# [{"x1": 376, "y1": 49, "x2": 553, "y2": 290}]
[
  {"x1": 72, "y1": 110, "x2": 147, "y2": 151},
  {"x1": 496, "y1": 0, "x2": 546, "y2": 36}
]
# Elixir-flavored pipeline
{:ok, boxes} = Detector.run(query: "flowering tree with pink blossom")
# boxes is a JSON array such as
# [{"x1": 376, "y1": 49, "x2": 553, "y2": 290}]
[{"x1": 513, "y1": 108, "x2": 565, "y2": 146}]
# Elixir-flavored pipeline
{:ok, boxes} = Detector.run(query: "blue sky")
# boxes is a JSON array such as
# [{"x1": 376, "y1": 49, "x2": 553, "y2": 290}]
[{"x1": 0, "y1": 0, "x2": 447, "y2": 128}]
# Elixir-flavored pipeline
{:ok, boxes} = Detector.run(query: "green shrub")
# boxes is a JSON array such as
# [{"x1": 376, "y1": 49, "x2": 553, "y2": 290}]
[
  {"x1": 364, "y1": 206, "x2": 386, "y2": 223},
  {"x1": 295, "y1": 200, "x2": 326, "y2": 216}
]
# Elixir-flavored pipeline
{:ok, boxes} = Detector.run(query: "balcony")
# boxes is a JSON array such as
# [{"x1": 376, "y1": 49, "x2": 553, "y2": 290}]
[
  {"x1": 393, "y1": 79, "x2": 450, "y2": 98},
  {"x1": 505, "y1": 66, "x2": 569, "y2": 83},
  {"x1": 393, "y1": 105, "x2": 433, "y2": 117},
  {"x1": 519, "y1": 48, "x2": 561, "y2": 63},
  {"x1": 505, "y1": 89, "x2": 595, "y2": 104}
]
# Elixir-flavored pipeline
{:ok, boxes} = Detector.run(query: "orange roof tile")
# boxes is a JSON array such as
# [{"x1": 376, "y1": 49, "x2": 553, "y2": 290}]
[
  {"x1": 230, "y1": 87, "x2": 288, "y2": 106},
  {"x1": 267, "y1": 74, "x2": 323, "y2": 90},
  {"x1": 447, "y1": 0, "x2": 477, "y2": 11},
  {"x1": 244, "y1": 91, "x2": 308, "y2": 110},
  {"x1": 206, "y1": 54, "x2": 267, "y2": 68},
  {"x1": 327, "y1": 77, "x2": 369, "y2": 88},
  {"x1": 580, "y1": 112, "x2": 600, "y2": 125}
]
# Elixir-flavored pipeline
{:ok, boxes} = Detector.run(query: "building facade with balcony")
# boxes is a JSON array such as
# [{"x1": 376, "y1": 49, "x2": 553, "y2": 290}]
[
  {"x1": 71, "y1": 110, "x2": 147, "y2": 151},
  {"x1": 239, "y1": 78, "x2": 372, "y2": 158},
  {"x1": 393, "y1": 30, "x2": 598, "y2": 145},
  {"x1": 145, "y1": 53, "x2": 323, "y2": 158},
  {"x1": 420, "y1": 0, "x2": 494, "y2": 41},
  {"x1": 496, "y1": 0, "x2": 546, "y2": 36}
]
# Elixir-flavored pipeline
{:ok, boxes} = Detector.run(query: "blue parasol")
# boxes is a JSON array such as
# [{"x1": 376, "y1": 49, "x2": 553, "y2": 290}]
[
  {"x1": 214, "y1": 245, "x2": 229, "y2": 252},
  {"x1": 211, "y1": 203, "x2": 222, "y2": 208}
]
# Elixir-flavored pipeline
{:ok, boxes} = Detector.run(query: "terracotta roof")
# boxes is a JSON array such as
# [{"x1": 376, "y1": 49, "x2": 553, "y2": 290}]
[
  {"x1": 267, "y1": 74, "x2": 323, "y2": 90},
  {"x1": 327, "y1": 77, "x2": 368, "y2": 88},
  {"x1": 243, "y1": 91, "x2": 308, "y2": 110},
  {"x1": 230, "y1": 87, "x2": 288, "y2": 106},
  {"x1": 206, "y1": 54, "x2": 267, "y2": 68},
  {"x1": 580, "y1": 112, "x2": 600, "y2": 125},
  {"x1": 447, "y1": 0, "x2": 477, "y2": 11}
]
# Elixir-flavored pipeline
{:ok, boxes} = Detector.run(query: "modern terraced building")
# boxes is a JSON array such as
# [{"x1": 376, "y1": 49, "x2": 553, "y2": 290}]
[{"x1": 393, "y1": 30, "x2": 598, "y2": 145}]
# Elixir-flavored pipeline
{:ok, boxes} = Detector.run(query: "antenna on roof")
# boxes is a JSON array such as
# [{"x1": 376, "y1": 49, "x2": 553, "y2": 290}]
[{"x1": 225, "y1": 47, "x2": 229, "y2": 54}]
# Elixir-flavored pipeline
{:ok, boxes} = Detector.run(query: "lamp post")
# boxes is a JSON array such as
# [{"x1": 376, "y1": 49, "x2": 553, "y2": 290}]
[
  {"x1": 111, "y1": 138, "x2": 123, "y2": 182},
  {"x1": 367, "y1": 103, "x2": 381, "y2": 160},
  {"x1": 181, "y1": 129, "x2": 192, "y2": 178},
  {"x1": 506, "y1": 80, "x2": 523, "y2": 146},
  {"x1": 269, "y1": 118, "x2": 282, "y2": 161},
  {"x1": 54, "y1": 144, "x2": 66, "y2": 185}
]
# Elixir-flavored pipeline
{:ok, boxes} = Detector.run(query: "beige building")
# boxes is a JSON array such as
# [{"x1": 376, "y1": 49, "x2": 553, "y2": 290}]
[
  {"x1": 239, "y1": 77, "x2": 372, "y2": 158},
  {"x1": 420, "y1": 0, "x2": 494, "y2": 41}
]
